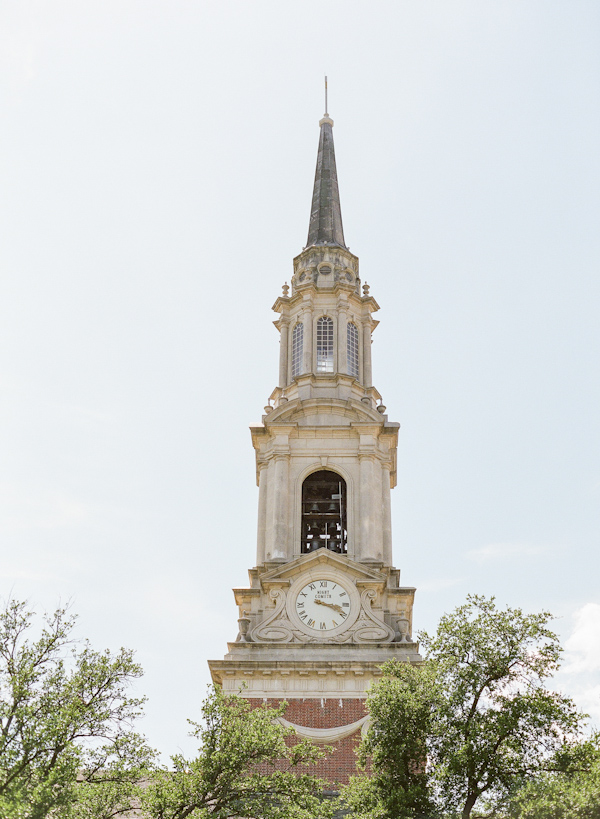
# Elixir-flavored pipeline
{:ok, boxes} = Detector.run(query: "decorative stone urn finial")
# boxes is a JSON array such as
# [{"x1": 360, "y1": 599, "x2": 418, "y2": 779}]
[
  {"x1": 237, "y1": 613, "x2": 251, "y2": 643},
  {"x1": 395, "y1": 612, "x2": 411, "y2": 643}
]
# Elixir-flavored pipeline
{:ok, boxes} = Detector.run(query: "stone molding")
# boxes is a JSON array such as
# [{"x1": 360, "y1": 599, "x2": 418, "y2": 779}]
[
  {"x1": 237, "y1": 550, "x2": 414, "y2": 646},
  {"x1": 210, "y1": 658, "x2": 419, "y2": 698},
  {"x1": 277, "y1": 715, "x2": 370, "y2": 744}
]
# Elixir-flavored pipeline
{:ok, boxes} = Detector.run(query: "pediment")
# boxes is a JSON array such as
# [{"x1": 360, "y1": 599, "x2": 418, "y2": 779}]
[{"x1": 260, "y1": 549, "x2": 388, "y2": 585}]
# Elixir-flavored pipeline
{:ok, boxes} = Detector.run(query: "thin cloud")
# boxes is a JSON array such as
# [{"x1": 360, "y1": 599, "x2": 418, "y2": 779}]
[
  {"x1": 0, "y1": 483, "x2": 89, "y2": 532},
  {"x1": 466, "y1": 542, "x2": 546, "y2": 563},
  {"x1": 0, "y1": 22, "x2": 38, "y2": 98},
  {"x1": 563, "y1": 603, "x2": 600, "y2": 675},
  {"x1": 552, "y1": 603, "x2": 600, "y2": 728},
  {"x1": 418, "y1": 577, "x2": 464, "y2": 593},
  {"x1": 0, "y1": 567, "x2": 63, "y2": 583}
]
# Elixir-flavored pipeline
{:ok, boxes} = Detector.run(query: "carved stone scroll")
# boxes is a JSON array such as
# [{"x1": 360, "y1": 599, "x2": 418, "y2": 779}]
[
  {"x1": 249, "y1": 590, "x2": 294, "y2": 643},
  {"x1": 353, "y1": 589, "x2": 395, "y2": 643}
]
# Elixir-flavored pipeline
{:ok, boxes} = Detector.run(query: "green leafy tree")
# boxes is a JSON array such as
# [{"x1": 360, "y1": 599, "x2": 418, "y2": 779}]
[
  {"x1": 507, "y1": 733, "x2": 600, "y2": 819},
  {"x1": 142, "y1": 685, "x2": 334, "y2": 819},
  {"x1": 0, "y1": 599, "x2": 154, "y2": 819},
  {"x1": 342, "y1": 661, "x2": 439, "y2": 819},
  {"x1": 62, "y1": 733, "x2": 155, "y2": 819},
  {"x1": 344, "y1": 595, "x2": 586, "y2": 819}
]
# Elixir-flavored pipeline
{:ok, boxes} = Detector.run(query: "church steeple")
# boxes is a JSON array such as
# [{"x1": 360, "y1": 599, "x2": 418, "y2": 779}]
[
  {"x1": 306, "y1": 113, "x2": 346, "y2": 249},
  {"x1": 209, "y1": 104, "x2": 421, "y2": 778}
]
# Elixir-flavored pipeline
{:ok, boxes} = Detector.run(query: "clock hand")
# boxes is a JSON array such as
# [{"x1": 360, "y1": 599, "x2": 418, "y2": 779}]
[{"x1": 314, "y1": 599, "x2": 344, "y2": 614}]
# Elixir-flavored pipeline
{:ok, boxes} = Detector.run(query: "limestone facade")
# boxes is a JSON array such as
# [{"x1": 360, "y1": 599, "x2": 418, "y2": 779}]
[{"x1": 208, "y1": 111, "x2": 420, "y2": 783}]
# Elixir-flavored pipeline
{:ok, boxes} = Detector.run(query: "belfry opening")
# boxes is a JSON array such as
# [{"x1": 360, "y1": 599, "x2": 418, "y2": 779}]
[{"x1": 301, "y1": 470, "x2": 347, "y2": 554}]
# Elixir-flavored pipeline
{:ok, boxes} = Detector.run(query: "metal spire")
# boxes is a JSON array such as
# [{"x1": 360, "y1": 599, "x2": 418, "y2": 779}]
[{"x1": 306, "y1": 79, "x2": 346, "y2": 249}]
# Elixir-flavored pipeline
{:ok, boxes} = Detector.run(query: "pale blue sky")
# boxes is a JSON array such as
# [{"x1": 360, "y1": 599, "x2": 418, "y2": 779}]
[{"x1": 1, "y1": 1, "x2": 599, "y2": 757}]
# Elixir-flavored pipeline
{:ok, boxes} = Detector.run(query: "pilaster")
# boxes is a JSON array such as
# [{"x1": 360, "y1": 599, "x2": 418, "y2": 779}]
[
  {"x1": 278, "y1": 318, "x2": 289, "y2": 388},
  {"x1": 381, "y1": 462, "x2": 393, "y2": 565},
  {"x1": 256, "y1": 462, "x2": 268, "y2": 564}
]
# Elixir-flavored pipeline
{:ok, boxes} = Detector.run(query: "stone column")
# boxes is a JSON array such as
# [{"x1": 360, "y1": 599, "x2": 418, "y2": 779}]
[
  {"x1": 381, "y1": 463, "x2": 393, "y2": 566},
  {"x1": 271, "y1": 455, "x2": 289, "y2": 560},
  {"x1": 278, "y1": 320, "x2": 289, "y2": 388},
  {"x1": 371, "y1": 461, "x2": 384, "y2": 561},
  {"x1": 264, "y1": 458, "x2": 276, "y2": 560},
  {"x1": 256, "y1": 462, "x2": 268, "y2": 565},
  {"x1": 337, "y1": 304, "x2": 348, "y2": 375},
  {"x1": 303, "y1": 309, "x2": 313, "y2": 374},
  {"x1": 359, "y1": 455, "x2": 378, "y2": 561},
  {"x1": 362, "y1": 320, "x2": 372, "y2": 388}
]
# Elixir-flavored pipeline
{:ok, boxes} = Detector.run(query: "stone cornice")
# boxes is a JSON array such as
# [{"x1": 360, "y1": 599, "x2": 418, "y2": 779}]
[
  {"x1": 208, "y1": 654, "x2": 422, "y2": 698},
  {"x1": 272, "y1": 285, "x2": 380, "y2": 317},
  {"x1": 233, "y1": 587, "x2": 261, "y2": 605},
  {"x1": 265, "y1": 395, "x2": 385, "y2": 426},
  {"x1": 292, "y1": 244, "x2": 359, "y2": 270}
]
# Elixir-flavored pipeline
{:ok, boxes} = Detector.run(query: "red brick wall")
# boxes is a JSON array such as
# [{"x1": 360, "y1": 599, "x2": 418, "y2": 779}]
[{"x1": 248, "y1": 697, "x2": 368, "y2": 786}]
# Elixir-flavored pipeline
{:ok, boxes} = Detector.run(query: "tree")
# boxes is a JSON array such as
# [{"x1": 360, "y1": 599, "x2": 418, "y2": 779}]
[
  {"x1": 344, "y1": 595, "x2": 586, "y2": 819},
  {"x1": 342, "y1": 661, "x2": 439, "y2": 819},
  {"x1": 0, "y1": 599, "x2": 154, "y2": 819},
  {"x1": 142, "y1": 685, "x2": 335, "y2": 819},
  {"x1": 507, "y1": 733, "x2": 600, "y2": 819}
]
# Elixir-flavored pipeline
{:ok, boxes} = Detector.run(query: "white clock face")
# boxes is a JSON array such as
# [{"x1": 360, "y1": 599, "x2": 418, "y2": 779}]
[{"x1": 294, "y1": 579, "x2": 352, "y2": 632}]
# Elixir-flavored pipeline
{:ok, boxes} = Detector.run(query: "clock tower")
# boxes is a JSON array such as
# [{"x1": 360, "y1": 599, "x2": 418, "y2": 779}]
[{"x1": 208, "y1": 108, "x2": 421, "y2": 785}]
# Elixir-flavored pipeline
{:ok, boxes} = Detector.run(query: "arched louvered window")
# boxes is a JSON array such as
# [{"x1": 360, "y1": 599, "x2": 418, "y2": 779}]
[
  {"x1": 316, "y1": 317, "x2": 334, "y2": 373},
  {"x1": 347, "y1": 322, "x2": 359, "y2": 378},
  {"x1": 291, "y1": 322, "x2": 304, "y2": 378},
  {"x1": 301, "y1": 470, "x2": 347, "y2": 554}
]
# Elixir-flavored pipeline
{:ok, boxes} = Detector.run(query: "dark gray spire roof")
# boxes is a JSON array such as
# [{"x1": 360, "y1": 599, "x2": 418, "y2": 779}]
[{"x1": 306, "y1": 116, "x2": 346, "y2": 249}]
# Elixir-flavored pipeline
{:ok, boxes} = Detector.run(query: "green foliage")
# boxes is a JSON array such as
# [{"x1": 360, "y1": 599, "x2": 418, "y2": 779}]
[
  {"x1": 344, "y1": 595, "x2": 586, "y2": 819},
  {"x1": 427, "y1": 595, "x2": 583, "y2": 818},
  {"x1": 506, "y1": 734, "x2": 600, "y2": 819},
  {"x1": 142, "y1": 685, "x2": 334, "y2": 819},
  {"x1": 63, "y1": 733, "x2": 156, "y2": 819},
  {"x1": 343, "y1": 661, "x2": 439, "y2": 819},
  {"x1": 0, "y1": 599, "x2": 154, "y2": 819}
]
